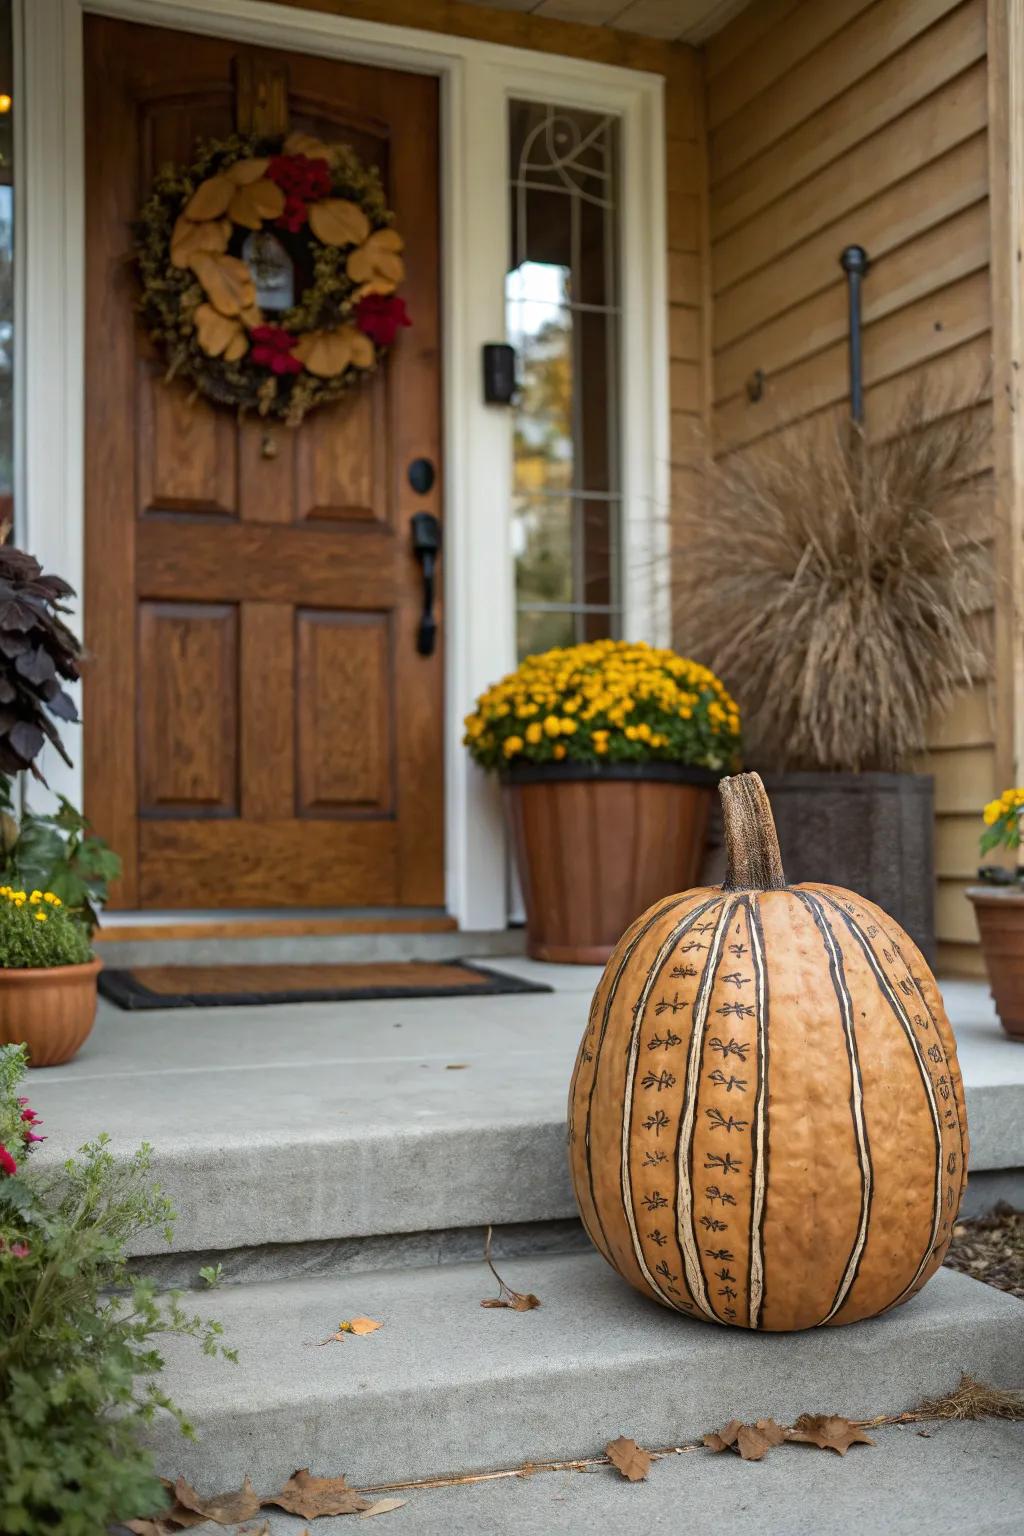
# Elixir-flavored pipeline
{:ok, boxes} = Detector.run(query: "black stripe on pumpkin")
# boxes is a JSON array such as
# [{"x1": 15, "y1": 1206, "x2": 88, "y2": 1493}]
[
  {"x1": 793, "y1": 891, "x2": 874, "y2": 1325},
  {"x1": 583, "y1": 891, "x2": 713, "y2": 1267},
  {"x1": 816, "y1": 892, "x2": 945, "y2": 1314},
  {"x1": 619, "y1": 893, "x2": 724, "y2": 1312},
  {"x1": 747, "y1": 894, "x2": 770, "y2": 1329}
]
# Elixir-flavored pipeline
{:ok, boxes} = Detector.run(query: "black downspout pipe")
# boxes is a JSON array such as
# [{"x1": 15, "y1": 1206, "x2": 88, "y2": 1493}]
[{"x1": 839, "y1": 245, "x2": 869, "y2": 424}]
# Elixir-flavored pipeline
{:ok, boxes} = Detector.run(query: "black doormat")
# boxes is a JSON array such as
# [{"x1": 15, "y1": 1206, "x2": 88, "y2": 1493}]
[{"x1": 98, "y1": 958, "x2": 552, "y2": 1011}]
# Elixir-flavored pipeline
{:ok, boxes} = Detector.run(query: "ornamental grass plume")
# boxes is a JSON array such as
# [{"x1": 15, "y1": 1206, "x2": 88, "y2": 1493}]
[{"x1": 673, "y1": 390, "x2": 989, "y2": 773}]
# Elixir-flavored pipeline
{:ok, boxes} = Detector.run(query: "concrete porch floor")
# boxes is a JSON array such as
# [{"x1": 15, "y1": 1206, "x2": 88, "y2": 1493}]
[{"x1": 24, "y1": 961, "x2": 1024, "y2": 1257}]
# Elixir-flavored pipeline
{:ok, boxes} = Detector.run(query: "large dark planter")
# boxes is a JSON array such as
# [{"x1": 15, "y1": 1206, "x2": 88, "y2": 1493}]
[
  {"x1": 503, "y1": 762, "x2": 717, "y2": 964},
  {"x1": 966, "y1": 886, "x2": 1024, "y2": 1040},
  {"x1": 758, "y1": 771, "x2": 935, "y2": 963}
]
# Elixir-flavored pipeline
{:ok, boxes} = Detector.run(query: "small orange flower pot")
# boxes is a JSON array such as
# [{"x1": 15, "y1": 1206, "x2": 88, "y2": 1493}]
[{"x1": 0, "y1": 957, "x2": 102, "y2": 1066}]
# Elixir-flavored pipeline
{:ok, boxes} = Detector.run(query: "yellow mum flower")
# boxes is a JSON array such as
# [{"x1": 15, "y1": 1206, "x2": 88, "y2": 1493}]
[
  {"x1": 503, "y1": 735, "x2": 524, "y2": 758},
  {"x1": 525, "y1": 722, "x2": 543, "y2": 745},
  {"x1": 543, "y1": 715, "x2": 562, "y2": 738},
  {"x1": 553, "y1": 744, "x2": 567, "y2": 760},
  {"x1": 983, "y1": 801, "x2": 1003, "y2": 826},
  {"x1": 33, "y1": 911, "x2": 47, "y2": 923}
]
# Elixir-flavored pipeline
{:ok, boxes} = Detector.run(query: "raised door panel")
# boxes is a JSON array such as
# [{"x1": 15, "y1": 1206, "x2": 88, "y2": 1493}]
[
  {"x1": 296, "y1": 610, "x2": 393, "y2": 814},
  {"x1": 295, "y1": 385, "x2": 387, "y2": 525},
  {"x1": 138, "y1": 378, "x2": 238, "y2": 516},
  {"x1": 137, "y1": 601, "x2": 238, "y2": 816}
]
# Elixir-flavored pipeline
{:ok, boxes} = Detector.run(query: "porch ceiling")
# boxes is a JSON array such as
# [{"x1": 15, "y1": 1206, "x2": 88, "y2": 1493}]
[{"x1": 459, "y1": 0, "x2": 754, "y2": 45}]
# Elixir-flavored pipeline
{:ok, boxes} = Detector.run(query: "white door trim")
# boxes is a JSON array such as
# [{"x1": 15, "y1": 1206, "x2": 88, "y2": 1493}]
[{"x1": 18, "y1": 0, "x2": 668, "y2": 930}]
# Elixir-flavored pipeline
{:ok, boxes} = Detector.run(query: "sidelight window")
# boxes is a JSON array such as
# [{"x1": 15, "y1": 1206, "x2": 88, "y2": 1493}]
[{"x1": 507, "y1": 100, "x2": 621, "y2": 660}]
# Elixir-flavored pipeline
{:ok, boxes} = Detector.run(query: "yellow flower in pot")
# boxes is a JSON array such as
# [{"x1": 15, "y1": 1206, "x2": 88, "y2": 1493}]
[
  {"x1": 464, "y1": 640, "x2": 741, "y2": 962},
  {"x1": 0, "y1": 887, "x2": 100, "y2": 1066},
  {"x1": 968, "y1": 787, "x2": 1024, "y2": 1040}
]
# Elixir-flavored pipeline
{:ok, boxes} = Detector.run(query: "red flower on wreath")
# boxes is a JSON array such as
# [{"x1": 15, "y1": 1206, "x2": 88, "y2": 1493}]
[
  {"x1": 267, "y1": 153, "x2": 332, "y2": 233},
  {"x1": 250, "y1": 325, "x2": 303, "y2": 375},
  {"x1": 0, "y1": 1144, "x2": 17, "y2": 1176},
  {"x1": 356, "y1": 294, "x2": 412, "y2": 347}
]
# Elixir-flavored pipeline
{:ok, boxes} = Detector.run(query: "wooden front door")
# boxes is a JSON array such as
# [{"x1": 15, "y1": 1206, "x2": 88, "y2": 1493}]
[{"x1": 83, "y1": 17, "x2": 444, "y2": 910}]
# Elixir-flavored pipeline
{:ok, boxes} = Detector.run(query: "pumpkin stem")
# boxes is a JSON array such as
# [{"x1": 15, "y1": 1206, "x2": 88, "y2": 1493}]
[{"x1": 720, "y1": 771, "x2": 787, "y2": 891}]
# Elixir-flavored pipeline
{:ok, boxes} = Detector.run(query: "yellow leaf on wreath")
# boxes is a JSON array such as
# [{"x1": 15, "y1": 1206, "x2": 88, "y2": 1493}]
[
  {"x1": 189, "y1": 251, "x2": 257, "y2": 317},
  {"x1": 308, "y1": 198, "x2": 371, "y2": 249},
  {"x1": 184, "y1": 173, "x2": 235, "y2": 221},
  {"x1": 170, "y1": 215, "x2": 230, "y2": 269},
  {"x1": 347, "y1": 228, "x2": 405, "y2": 294},
  {"x1": 240, "y1": 302, "x2": 263, "y2": 330},
  {"x1": 283, "y1": 130, "x2": 334, "y2": 163},
  {"x1": 229, "y1": 177, "x2": 286, "y2": 230},
  {"x1": 225, "y1": 157, "x2": 271, "y2": 185},
  {"x1": 193, "y1": 302, "x2": 249, "y2": 361},
  {"x1": 293, "y1": 325, "x2": 375, "y2": 378}
]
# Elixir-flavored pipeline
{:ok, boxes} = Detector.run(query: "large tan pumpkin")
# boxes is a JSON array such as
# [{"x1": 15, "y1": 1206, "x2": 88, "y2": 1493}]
[{"x1": 567, "y1": 772, "x2": 969, "y2": 1331}]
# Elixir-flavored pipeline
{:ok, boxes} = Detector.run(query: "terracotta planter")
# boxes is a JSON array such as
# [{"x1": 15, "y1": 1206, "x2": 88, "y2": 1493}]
[
  {"x1": 503, "y1": 763, "x2": 716, "y2": 963},
  {"x1": 967, "y1": 886, "x2": 1024, "y2": 1040},
  {"x1": 0, "y1": 957, "x2": 101, "y2": 1066}
]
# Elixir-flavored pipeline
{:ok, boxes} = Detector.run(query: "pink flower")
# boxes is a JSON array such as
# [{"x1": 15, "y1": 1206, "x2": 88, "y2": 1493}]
[
  {"x1": 20, "y1": 1107, "x2": 39, "y2": 1124},
  {"x1": 250, "y1": 324, "x2": 303, "y2": 376},
  {"x1": 356, "y1": 294, "x2": 411, "y2": 347},
  {"x1": 0, "y1": 1144, "x2": 17, "y2": 1176},
  {"x1": 26, "y1": 1131, "x2": 46, "y2": 1144},
  {"x1": 10, "y1": 1241, "x2": 29, "y2": 1258}
]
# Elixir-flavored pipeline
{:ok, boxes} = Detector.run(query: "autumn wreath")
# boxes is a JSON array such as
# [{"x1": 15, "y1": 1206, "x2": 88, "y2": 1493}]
[{"x1": 135, "y1": 130, "x2": 411, "y2": 425}]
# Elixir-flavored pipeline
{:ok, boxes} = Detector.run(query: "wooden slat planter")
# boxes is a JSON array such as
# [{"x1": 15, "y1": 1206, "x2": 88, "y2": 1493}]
[{"x1": 503, "y1": 764, "x2": 716, "y2": 964}]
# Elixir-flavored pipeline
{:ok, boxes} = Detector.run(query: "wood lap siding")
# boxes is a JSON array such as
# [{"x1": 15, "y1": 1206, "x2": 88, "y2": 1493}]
[{"x1": 704, "y1": 0, "x2": 996, "y2": 974}]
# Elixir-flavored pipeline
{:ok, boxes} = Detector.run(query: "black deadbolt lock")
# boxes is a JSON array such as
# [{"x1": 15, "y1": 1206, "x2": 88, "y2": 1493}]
[{"x1": 407, "y1": 457, "x2": 436, "y2": 495}]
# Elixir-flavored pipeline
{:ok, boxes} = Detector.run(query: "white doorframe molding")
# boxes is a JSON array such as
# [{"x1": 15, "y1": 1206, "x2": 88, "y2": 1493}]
[{"x1": 19, "y1": 0, "x2": 668, "y2": 929}]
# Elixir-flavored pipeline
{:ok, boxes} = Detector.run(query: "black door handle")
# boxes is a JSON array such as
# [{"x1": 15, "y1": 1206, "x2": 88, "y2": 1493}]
[{"x1": 410, "y1": 512, "x2": 441, "y2": 656}]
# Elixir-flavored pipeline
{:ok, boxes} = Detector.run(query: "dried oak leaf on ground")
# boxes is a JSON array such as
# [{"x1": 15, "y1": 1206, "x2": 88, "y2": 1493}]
[
  {"x1": 785, "y1": 1415, "x2": 876, "y2": 1455},
  {"x1": 703, "y1": 1418, "x2": 787, "y2": 1461},
  {"x1": 480, "y1": 1224, "x2": 541, "y2": 1311},
  {"x1": 264, "y1": 1468, "x2": 370, "y2": 1518},
  {"x1": 605, "y1": 1436, "x2": 652, "y2": 1482},
  {"x1": 172, "y1": 1474, "x2": 262, "y2": 1523}
]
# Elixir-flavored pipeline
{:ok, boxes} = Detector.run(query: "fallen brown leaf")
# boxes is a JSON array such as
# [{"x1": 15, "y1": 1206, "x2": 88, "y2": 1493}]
[
  {"x1": 605, "y1": 1436, "x2": 652, "y2": 1482},
  {"x1": 785, "y1": 1414, "x2": 875, "y2": 1456},
  {"x1": 360, "y1": 1498, "x2": 408, "y2": 1517},
  {"x1": 322, "y1": 1315, "x2": 384, "y2": 1343},
  {"x1": 703, "y1": 1418, "x2": 787, "y2": 1461},
  {"x1": 480, "y1": 1224, "x2": 541, "y2": 1311},
  {"x1": 172, "y1": 1474, "x2": 261, "y2": 1524},
  {"x1": 264, "y1": 1469, "x2": 370, "y2": 1518},
  {"x1": 445, "y1": 1063, "x2": 469, "y2": 1070}
]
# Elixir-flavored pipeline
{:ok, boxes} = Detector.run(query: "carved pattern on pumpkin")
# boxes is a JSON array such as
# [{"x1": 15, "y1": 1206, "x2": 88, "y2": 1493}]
[{"x1": 567, "y1": 775, "x2": 970, "y2": 1332}]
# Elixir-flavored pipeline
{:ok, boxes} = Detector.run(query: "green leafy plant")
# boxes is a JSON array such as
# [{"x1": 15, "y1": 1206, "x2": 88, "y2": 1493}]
[
  {"x1": 0, "y1": 782, "x2": 120, "y2": 933},
  {"x1": 0, "y1": 1044, "x2": 237, "y2": 1536},
  {"x1": 198, "y1": 1261, "x2": 224, "y2": 1290}
]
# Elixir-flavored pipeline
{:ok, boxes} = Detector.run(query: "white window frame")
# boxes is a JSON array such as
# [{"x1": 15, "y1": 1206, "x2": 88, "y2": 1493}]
[{"x1": 17, "y1": 0, "x2": 669, "y2": 930}]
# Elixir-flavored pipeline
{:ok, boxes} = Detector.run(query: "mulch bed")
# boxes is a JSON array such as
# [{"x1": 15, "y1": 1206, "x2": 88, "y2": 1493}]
[{"x1": 945, "y1": 1203, "x2": 1024, "y2": 1301}]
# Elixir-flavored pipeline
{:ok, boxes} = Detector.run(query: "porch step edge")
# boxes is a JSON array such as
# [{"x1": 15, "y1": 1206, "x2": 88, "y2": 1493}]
[{"x1": 141, "y1": 1252, "x2": 1024, "y2": 1491}]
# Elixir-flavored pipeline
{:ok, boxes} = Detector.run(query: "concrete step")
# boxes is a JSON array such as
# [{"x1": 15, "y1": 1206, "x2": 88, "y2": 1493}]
[
  {"x1": 26, "y1": 969, "x2": 1024, "y2": 1259},
  {"x1": 142, "y1": 1250, "x2": 1024, "y2": 1492},
  {"x1": 169, "y1": 1418, "x2": 1024, "y2": 1536}
]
